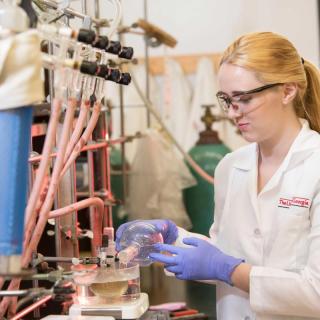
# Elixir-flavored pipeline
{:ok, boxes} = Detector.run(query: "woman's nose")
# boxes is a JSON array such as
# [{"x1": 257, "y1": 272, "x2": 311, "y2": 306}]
[{"x1": 227, "y1": 103, "x2": 241, "y2": 119}]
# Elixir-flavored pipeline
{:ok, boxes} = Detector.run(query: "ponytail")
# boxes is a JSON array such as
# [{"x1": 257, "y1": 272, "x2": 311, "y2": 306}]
[{"x1": 299, "y1": 60, "x2": 320, "y2": 132}]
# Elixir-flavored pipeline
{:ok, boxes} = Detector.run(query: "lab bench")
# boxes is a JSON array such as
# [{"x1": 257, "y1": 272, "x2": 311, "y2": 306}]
[{"x1": 141, "y1": 263, "x2": 217, "y2": 320}]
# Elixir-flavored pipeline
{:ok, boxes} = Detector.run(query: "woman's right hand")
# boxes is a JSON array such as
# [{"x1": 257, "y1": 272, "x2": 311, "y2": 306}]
[{"x1": 115, "y1": 219, "x2": 178, "y2": 251}]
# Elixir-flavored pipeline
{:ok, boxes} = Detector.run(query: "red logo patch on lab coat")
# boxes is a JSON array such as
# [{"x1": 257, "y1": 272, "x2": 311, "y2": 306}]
[{"x1": 278, "y1": 197, "x2": 311, "y2": 209}]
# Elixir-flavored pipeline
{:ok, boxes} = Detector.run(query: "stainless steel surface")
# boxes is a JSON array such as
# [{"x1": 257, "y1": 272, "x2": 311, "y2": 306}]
[
  {"x1": 33, "y1": 278, "x2": 41, "y2": 318},
  {"x1": 117, "y1": 16, "x2": 128, "y2": 206},
  {"x1": 0, "y1": 290, "x2": 28, "y2": 297},
  {"x1": 42, "y1": 256, "x2": 75, "y2": 263},
  {"x1": 39, "y1": 0, "x2": 108, "y2": 26}
]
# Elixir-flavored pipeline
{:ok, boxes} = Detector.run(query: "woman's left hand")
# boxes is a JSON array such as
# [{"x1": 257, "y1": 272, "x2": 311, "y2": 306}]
[{"x1": 150, "y1": 237, "x2": 244, "y2": 285}]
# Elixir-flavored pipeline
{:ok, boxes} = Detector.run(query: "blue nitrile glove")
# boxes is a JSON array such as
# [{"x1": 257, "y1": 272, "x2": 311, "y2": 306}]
[
  {"x1": 149, "y1": 237, "x2": 244, "y2": 285},
  {"x1": 115, "y1": 219, "x2": 178, "y2": 251}
]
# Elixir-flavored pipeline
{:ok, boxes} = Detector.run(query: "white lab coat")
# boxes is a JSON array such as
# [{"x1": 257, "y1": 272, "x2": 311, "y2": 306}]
[
  {"x1": 162, "y1": 58, "x2": 192, "y2": 148},
  {"x1": 106, "y1": 65, "x2": 161, "y2": 163},
  {"x1": 176, "y1": 120, "x2": 320, "y2": 319}
]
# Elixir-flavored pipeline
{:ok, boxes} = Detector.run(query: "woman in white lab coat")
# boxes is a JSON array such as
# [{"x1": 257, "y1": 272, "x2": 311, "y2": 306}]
[{"x1": 116, "y1": 32, "x2": 320, "y2": 319}]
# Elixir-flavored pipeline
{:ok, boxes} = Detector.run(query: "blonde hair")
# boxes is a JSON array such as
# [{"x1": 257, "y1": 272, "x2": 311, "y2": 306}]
[{"x1": 219, "y1": 32, "x2": 320, "y2": 132}]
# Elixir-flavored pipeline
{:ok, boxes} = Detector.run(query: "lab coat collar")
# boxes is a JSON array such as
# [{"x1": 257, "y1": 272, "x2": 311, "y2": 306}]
[
  {"x1": 232, "y1": 119, "x2": 320, "y2": 172},
  {"x1": 232, "y1": 143, "x2": 257, "y2": 171}
]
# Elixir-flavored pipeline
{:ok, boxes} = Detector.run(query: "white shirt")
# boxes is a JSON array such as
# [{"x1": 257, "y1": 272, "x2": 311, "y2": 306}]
[{"x1": 176, "y1": 120, "x2": 320, "y2": 319}]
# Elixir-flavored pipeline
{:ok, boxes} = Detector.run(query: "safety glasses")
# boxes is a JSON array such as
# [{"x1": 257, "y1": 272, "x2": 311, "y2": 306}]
[{"x1": 216, "y1": 83, "x2": 283, "y2": 113}]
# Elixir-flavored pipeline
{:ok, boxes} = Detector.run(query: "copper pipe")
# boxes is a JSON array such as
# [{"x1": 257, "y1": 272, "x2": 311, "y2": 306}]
[
  {"x1": 10, "y1": 295, "x2": 52, "y2": 320},
  {"x1": 60, "y1": 101, "x2": 102, "y2": 177},
  {"x1": 48, "y1": 197, "x2": 104, "y2": 219},
  {"x1": 23, "y1": 98, "x2": 77, "y2": 266},
  {"x1": 0, "y1": 102, "x2": 76, "y2": 316},
  {"x1": 64, "y1": 99, "x2": 90, "y2": 162},
  {"x1": 24, "y1": 98, "x2": 62, "y2": 235},
  {"x1": 0, "y1": 278, "x2": 20, "y2": 317},
  {"x1": 29, "y1": 137, "x2": 128, "y2": 164},
  {"x1": 48, "y1": 197, "x2": 104, "y2": 253},
  {"x1": 0, "y1": 98, "x2": 62, "y2": 309},
  {"x1": 0, "y1": 98, "x2": 77, "y2": 316}
]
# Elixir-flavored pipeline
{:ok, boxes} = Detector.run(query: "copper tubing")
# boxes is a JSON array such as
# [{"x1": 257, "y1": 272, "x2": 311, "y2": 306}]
[
  {"x1": 23, "y1": 98, "x2": 77, "y2": 267},
  {"x1": 62, "y1": 100, "x2": 103, "y2": 256},
  {"x1": 0, "y1": 98, "x2": 77, "y2": 316},
  {"x1": 60, "y1": 100, "x2": 102, "y2": 177},
  {"x1": 10, "y1": 295, "x2": 52, "y2": 320},
  {"x1": 48, "y1": 197, "x2": 104, "y2": 249},
  {"x1": 0, "y1": 278, "x2": 21, "y2": 318},
  {"x1": 184, "y1": 153, "x2": 214, "y2": 184},
  {"x1": 50, "y1": 198, "x2": 104, "y2": 245},
  {"x1": 8, "y1": 297, "x2": 17, "y2": 319},
  {"x1": 0, "y1": 99, "x2": 62, "y2": 306},
  {"x1": 48, "y1": 197, "x2": 104, "y2": 219},
  {"x1": 64, "y1": 99, "x2": 90, "y2": 162},
  {"x1": 29, "y1": 137, "x2": 128, "y2": 164},
  {"x1": 24, "y1": 98, "x2": 62, "y2": 233}
]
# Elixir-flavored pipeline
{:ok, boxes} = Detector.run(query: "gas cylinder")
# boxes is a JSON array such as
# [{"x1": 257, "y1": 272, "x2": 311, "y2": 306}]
[{"x1": 183, "y1": 105, "x2": 231, "y2": 236}]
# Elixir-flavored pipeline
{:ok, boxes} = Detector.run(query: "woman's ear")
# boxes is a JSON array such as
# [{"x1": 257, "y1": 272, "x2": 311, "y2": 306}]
[{"x1": 282, "y1": 83, "x2": 298, "y2": 105}]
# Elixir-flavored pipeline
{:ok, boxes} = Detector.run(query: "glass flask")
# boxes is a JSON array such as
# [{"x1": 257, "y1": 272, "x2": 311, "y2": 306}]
[{"x1": 117, "y1": 221, "x2": 163, "y2": 266}]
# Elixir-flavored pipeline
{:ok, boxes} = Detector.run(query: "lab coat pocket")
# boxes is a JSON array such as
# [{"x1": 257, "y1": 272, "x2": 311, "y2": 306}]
[
  {"x1": 277, "y1": 207, "x2": 305, "y2": 229},
  {"x1": 268, "y1": 207, "x2": 307, "y2": 268}
]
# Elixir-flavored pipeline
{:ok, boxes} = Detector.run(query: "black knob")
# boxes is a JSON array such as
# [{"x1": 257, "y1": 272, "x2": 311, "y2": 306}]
[
  {"x1": 54, "y1": 287, "x2": 75, "y2": 294},
  {"x1": 105, "y1": 68, "x2": 121, "y2": 82},
  {"x1": 118, "y1": 72, "x2": 131, "y2": 85},
  {"x1": 93, "y1": 36, "x2": 109, "y2": 49},
  {"x1": 102, "y1": 235, "x2": 109, "y2": 247},
  {"x1": 118, "y1": 46, "x2": 134, "y2": 60},
  {"x1": 96, "y1": 64, "x2": 109, "y2": 78},
  {"x1": 77, "y1": 29, "x2": 96, "y2": 45},
  {"x1": 106, "y1": 41, "x2": 122, "y2": 55},
  {"x1": 90, "y1": 94, "x2": 96, "y2": 104},
  {"x1": 80, "y1": 60, "x2": 98, "y2": 76}
]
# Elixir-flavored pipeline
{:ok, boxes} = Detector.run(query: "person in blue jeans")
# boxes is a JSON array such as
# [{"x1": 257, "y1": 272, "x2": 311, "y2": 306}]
[{"x1": 116, "y1": 32, "x2": 320, "y2": 320}]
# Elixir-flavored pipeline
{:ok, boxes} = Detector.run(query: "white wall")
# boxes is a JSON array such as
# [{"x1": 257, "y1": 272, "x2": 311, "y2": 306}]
[
  {"x1": 67, "y1": 0, "x2": 320, "y2": 153},
  {"x1": 109, "y1": 0, "x2": 319, "y2": 65},
  {"x1": 70, "y1": 1, "x2": 319, "y2": 65}
]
